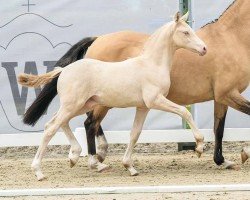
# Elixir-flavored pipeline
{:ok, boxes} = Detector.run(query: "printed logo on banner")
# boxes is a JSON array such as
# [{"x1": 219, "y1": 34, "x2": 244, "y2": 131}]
[{"x1": 0, "y1": 0, "x2": 73, "y2": 132}]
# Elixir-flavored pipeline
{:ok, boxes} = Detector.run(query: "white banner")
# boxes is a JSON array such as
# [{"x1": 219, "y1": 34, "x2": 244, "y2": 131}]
[{"x1": 0, "y1": 0, "x2": 248, "y2": 135}]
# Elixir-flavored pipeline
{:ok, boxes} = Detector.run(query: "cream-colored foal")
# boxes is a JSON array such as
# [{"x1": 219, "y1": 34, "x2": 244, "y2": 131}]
[{"x1": 19, "y1": 12, "x2": 207, "y2": 180}]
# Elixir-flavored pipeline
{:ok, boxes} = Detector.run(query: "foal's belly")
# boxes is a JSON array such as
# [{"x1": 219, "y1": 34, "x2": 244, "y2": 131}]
[{"x1": 94, "y1": 89, "x2": 145, "y2": 108}]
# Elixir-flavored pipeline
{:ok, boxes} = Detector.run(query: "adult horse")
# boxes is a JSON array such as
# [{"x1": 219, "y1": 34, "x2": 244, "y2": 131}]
[
  {"x1": 23, "y1": 0, "x2": 250, "y2": 169},
  {"x1": 19, "y1": 12, "x2": 206, "y2": 180}
]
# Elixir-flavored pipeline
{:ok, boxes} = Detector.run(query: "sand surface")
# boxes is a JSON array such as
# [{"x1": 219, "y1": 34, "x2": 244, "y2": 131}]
[{"x1": 0, "y1": 142, "x2": 249, "y2": 199}]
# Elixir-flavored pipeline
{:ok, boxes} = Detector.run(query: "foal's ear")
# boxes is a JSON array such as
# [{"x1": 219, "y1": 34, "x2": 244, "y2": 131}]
[
  {"x1": 174, "y1": 12, "x2": 181, "y2": 23},
  {"x1": 180, "y1": 11, "x2": 189, "y2": 22}
]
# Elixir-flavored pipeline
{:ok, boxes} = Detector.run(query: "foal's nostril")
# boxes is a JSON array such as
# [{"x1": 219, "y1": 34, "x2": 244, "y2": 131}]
[{"x1": 203, "y1": 47, "x2": 207, "y2": 52}]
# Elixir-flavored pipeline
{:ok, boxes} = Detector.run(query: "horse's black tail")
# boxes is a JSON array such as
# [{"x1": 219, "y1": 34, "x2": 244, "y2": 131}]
[{"x1": 23, "y1": 37, "x2": 97, "y2": 126}]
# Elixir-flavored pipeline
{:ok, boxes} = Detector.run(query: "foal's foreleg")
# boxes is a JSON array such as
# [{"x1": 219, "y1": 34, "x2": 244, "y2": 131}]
[
  {"x1": 123, "y1": 108, "x2": 149, "y2": 176},
  {"x1": 150, "y1": 95, "x2": 204, "y2": 156}
]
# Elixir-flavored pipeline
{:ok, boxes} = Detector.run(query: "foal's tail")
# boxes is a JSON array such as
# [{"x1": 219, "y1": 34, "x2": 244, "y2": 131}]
[
  {"x1": 18, "y1": 68, "x2": 63, "y2": 88},
  {"x1": 22, "y1": 37, "x2": 97, "y2": 126}
]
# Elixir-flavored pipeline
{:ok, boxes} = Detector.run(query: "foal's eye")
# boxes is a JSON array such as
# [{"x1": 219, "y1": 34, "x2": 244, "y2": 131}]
[{"x1": 183, "y1": 31, "x2": 189, "y2": 35}]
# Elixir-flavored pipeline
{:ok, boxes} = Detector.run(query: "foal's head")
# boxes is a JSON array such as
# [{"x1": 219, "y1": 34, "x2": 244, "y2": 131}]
[{"x1": 172, "y1": 12, "x2": 207, "y2": 56}]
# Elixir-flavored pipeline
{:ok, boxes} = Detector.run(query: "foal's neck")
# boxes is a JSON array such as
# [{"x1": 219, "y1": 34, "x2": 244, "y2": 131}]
[{"x1": 142, "y1": 23, "x2": 176, "y2": 69}]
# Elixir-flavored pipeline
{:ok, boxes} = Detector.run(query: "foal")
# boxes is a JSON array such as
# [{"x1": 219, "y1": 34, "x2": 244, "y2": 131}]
[{"x1": 19, "y1": 12, "x2": 206, "y2": 180}]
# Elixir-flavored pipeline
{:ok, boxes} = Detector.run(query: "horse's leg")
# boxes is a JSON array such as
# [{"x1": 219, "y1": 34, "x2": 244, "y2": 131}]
[
  {"x1": 150, "y1": 95, "x2": 204, "y2": 156},
  {"x1": 213, "y1": 102, "x2": 237, "y2": 169},
  {"x1": 84, "y1": 112, "x2": 97, "y2": 162},
  {"x1": 84, "y1": 107, "x2": 110, "y2": 171},
  {"x1": 31, "y1": 107, "x2": 71, "y2": 181},
  {"x1": 61, "y1": 123, "x2": 82, "y2": 168},
  {"x1": 122, "y1": 108, "x2": 149, "y2": 176},
  {"x1": 224, "y1": 91, "x2": 250, "y2": 115},
  {"x1": 84, "y1": 106, "x2": 109, "y2": 163},
  {"x1": 93, "y1": 107, "x2": 109, "y2": 162},
  {"x1": 221, "y1": 91, "x2": 250, "y2": 164}
]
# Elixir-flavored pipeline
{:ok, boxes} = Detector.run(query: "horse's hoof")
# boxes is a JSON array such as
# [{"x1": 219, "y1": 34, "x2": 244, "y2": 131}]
[
  {"x1": 241, "y1": 149, "x2": 249, "y2": 164},
  {"x1": 97, "y1": 163, "x2": 110, "y2": 172}
]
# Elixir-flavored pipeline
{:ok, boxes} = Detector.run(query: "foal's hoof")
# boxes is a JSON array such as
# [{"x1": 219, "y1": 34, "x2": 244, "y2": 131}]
[
  {"x1": 130, "y1": 171, "x2": 139, "y2": 176},
  {"x1": 230, "y1": 165, "x2": 241, "y2": 171},
  {"x1": 241, "y1": 148, "x2": 249, "y2": 164},
  {"x1": 128, "y1": 167, "x2": 139, "y2": 176},
  {"x1": 195, "y1": 145, "x2": 203, "y2": 158},
  {"x1": 69, "y1": 152, "x2": 80, "y2": 168},
  {"x1": 196, "y1": 151, "x2": 202, "y2": 158},
  {"x1": 37, "y1": 174, "x2": 46, "y2": 181},
  {"x1": 68, "y1": 147, "x2": 82, "y2": 168},
  {"x1": 36, "y1": 172, "x2": 46, "y2": 181},
  {"x1": 97, "y1": 163, "x2": 110, "y2": 172},
  {"x1": 223, "y1": 160, "x2": 240, "y2": 170},
  {"x1": 69, "y1": 158, "x2": 78, "y2": 168}
]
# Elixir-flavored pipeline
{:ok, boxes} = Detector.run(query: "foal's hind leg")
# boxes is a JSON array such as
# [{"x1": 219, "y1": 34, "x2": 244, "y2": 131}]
[
  {"x1": 61, "y1": 124, "x2": 82, "y2": 168},
  {"x1": 122, "y1": 108, "x2": 149, "y2": 176},
  {"x1": 149, "y1": 95, "x2": 204, "y2": 156},
  {"x1": 31, "y1": 108, "x2": 71, "y2": 181}
]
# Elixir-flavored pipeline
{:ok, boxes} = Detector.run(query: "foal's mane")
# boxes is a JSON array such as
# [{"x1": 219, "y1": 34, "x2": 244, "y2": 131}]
[
  {"x1": 142, "y1": 22, "x2": 175, "y2": 55},
  {"x1": 201, "y1": 0, "x2": 237, "y2": 28}
]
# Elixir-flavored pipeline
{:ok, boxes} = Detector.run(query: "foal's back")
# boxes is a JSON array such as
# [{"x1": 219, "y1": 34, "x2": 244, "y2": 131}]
[{"x1": 57, "y1": 57, "x2": 148, "y2": 108}]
